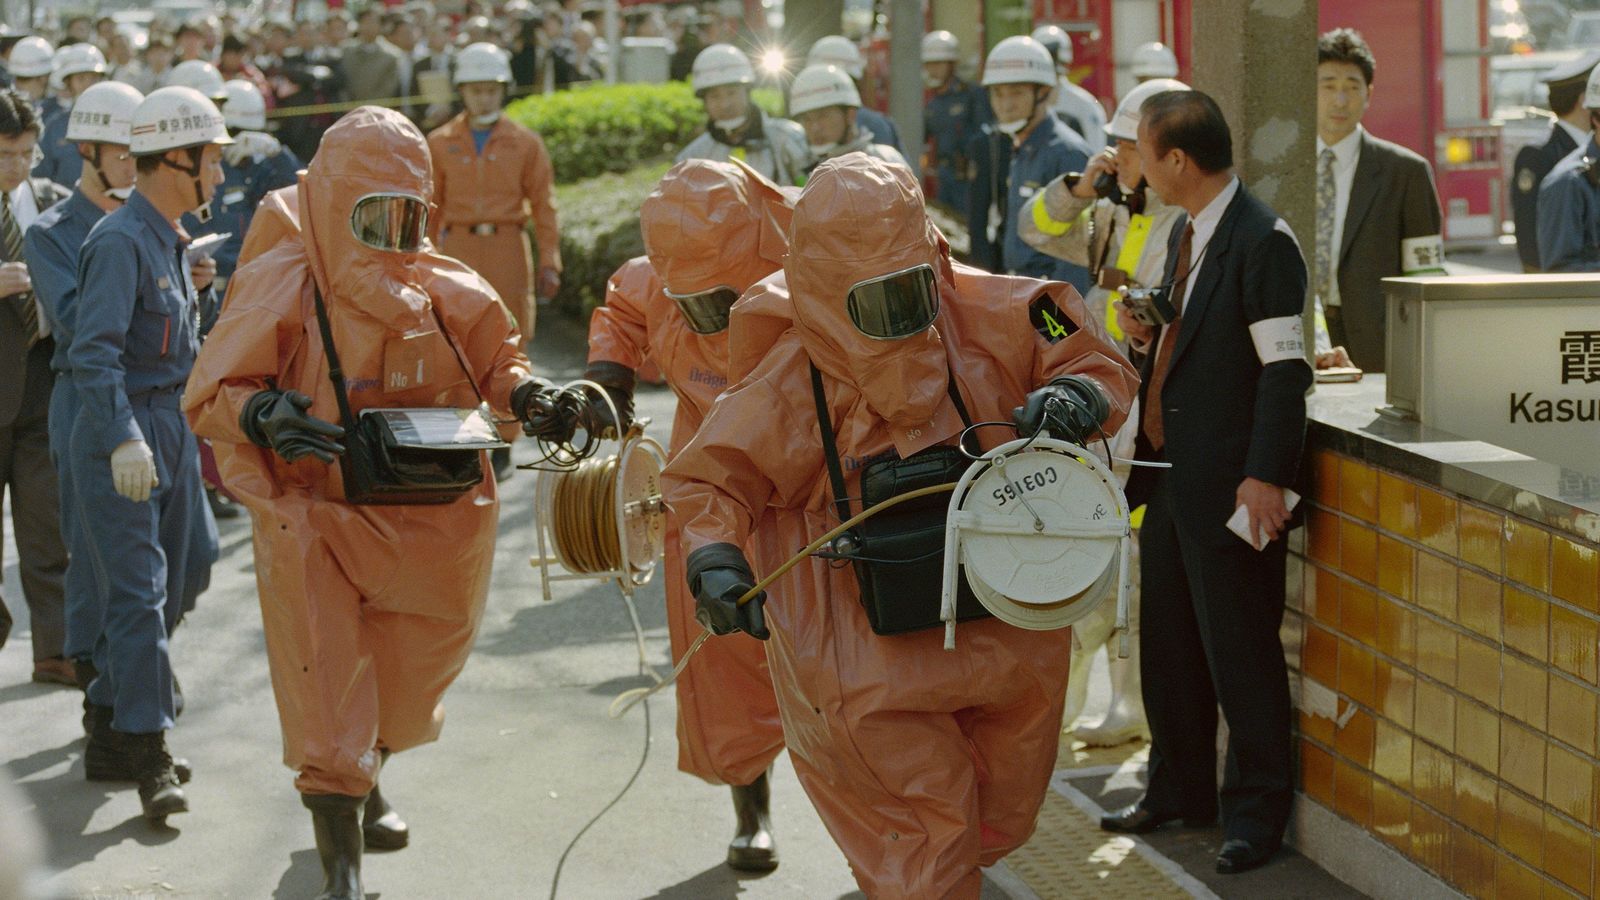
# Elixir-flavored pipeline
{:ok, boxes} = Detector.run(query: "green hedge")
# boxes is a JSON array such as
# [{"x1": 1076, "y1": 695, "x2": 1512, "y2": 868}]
[
  {"x1": 507, "y1": 81, "x2": 786, "y2": 183},
  {"x1": 545, "y1": 159, "x2": 672, "y2": 318},
  {"x1": 507, "y1": 82, "x2": 702, "y2": 182}
]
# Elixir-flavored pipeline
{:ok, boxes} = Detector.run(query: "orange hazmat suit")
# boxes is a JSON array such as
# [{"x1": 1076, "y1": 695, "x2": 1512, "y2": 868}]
[
  {"x1": 427, "y1": 112, "x2": 562, "y2": 340},
  {"x1": 185, "y1": 107, "x2": 534, "y2": 797},
  {"x1": 663, "y1": 154, "x2": 1139, "y2": 899},
  {"x1": 587, "y1": 159, "x2": 795, "y2": 787}
]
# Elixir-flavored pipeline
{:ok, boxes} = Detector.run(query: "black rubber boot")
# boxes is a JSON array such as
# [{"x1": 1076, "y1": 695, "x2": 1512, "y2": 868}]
[
  {"x1": 84, "y1": 705, "x2": 193, "y2": 784},
  {"x1": 726, "y1": 771, "x2": 778, "y2": 872},
  {"x1": 120, "y1": 730, "x2": 187, "y2": 821},
  {"x1": 363, "y1": 750, "x2": 408, "y2": 850},
  {"x1": 491, "y1": 447, "x2": 513, "y2": 482},
  {"x1": 303, "y1": 792, "x2": 365, "y2": 900}
]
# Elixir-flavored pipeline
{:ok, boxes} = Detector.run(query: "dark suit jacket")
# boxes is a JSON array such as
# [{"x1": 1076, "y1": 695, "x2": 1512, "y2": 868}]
[
  {"x1": 1332, "y1": 132, "x2": 1444, "y2": 373},
  {"x1": 0, "y1": 177, "x2": 69, "y2": 427},
  {"x1": 1126, "y1": 183, "x2": 1312, "y2": 546},
  {"x1": 1513, "y1": 122, "x2": 1581, "y2": 272}
]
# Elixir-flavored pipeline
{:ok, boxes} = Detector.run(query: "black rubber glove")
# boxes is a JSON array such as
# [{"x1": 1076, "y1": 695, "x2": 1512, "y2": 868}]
[
  {"x1": 1012, "y1": 375, "x2": 1110, "y2": 445},
  {"x1": 686, "y1": 543, "x2": 769, "y2": 640},
  {"x1": 511, "y1": 377, "x2": 578, "y2": 443},
  {"x1": 240, "y1": 390, "x2": 346, "y2": 463},
  {"x1": 582, "y1": 360, "x2": 636, "y2": 437}
]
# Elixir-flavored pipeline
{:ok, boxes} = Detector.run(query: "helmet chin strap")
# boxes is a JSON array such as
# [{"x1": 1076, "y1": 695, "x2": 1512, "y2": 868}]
[
  {"x1": 160, "y1": 146, "x2": 210, "y2": 222},
  {"x1": 79, "y1": 145, "x2": 129, "y2": 204}
]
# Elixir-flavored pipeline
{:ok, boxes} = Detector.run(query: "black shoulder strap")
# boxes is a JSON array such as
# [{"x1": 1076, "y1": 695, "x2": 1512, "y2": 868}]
[
  {"x1": 310, "y1": 285, "x2": 357, "y2": 432},
  {"x1": 810, "y1": 362, "x2": 854, "y2": 524},
  {"x1": 810, "y1": 360, "x2": 975, "y2": 525},
  {"x1": 425, "y1": 303, "x2": 490, "y2": 409}
]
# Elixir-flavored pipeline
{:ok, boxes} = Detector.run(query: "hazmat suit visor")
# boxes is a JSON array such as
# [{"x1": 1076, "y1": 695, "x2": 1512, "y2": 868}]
[
  {"x1": 350, "y1": 192, "x2": 430, "y2": 253},
  {"x1": 845, "y1": 263, "x2": 939, "y2": 340},
  {"x1": 665, "y1": 284, "x2": 740, "y2": 334}
]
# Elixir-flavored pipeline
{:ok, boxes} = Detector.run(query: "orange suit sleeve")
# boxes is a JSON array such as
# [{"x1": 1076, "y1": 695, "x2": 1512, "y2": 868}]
[
  {"x1": 585, "y1": 256, "x2": 655, "y2": 370},
  {"x1": 522, "y1": 130, "x2": 562, "y2": 272}
]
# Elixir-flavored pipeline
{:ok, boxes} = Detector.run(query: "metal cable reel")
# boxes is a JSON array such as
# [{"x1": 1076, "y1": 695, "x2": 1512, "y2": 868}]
[
  {"x1": 940, "y1": 436, "x2": 1132, "y2": 653},
  {"x1": 530, "y1": 381, "x2": 669, "y2": 601}
]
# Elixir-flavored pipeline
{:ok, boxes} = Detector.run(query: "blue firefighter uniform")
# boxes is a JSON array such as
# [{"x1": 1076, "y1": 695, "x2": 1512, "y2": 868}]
[
  {"x1": 1004, "y1": 115, "x2": 1091, "y2": 293},
  {"x1": 24, "y1": 189, "x2": 107, "y2": 662},
  {"x1": 925, "y1": 76, "x2": 989, "y2": 212},
  {"x1": 856, "y1": 106, "x2": 903, "y2": 155},
  {"x1": 68, "y1": 190, "x2": 216, "y2": 734},
  {"x1": 32, "y1": 108, "x2": 84, "y2": 186},
  {"x1": 1537, "y1": 137, "x2": 1600, "y2": 273},
  {"x1": 181, "y1": 144, "x2": 301, "y2": 298}
]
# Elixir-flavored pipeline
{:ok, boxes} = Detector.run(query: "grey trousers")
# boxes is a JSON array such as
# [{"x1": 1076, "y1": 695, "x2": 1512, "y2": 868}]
[{"x1": 0, "y1": 342, "x2": 68, "y2": 661}]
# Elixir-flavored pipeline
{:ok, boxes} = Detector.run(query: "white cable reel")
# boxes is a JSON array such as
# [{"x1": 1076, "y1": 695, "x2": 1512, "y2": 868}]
[
  {"x1": 941, "y1": 436, "x2": 1132, "y2": 653},
  {"x1": 529, "y1": 380, "x2": 669, "y2": 602}
]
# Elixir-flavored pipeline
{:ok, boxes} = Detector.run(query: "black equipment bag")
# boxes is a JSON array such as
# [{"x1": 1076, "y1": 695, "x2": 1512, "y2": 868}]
[
  {"x1": 311, "y1": 286, "x2": 489, "y2": 505},
  {"x1": 810, "y1": 363, "x2": 992, "y2": 635}
]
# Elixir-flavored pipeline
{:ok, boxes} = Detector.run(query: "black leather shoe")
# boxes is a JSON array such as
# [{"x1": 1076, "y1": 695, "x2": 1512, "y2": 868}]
[
  {"x1": 727, "y1": 772, "x2": 778, "y2": 872},
  {"x1": 1216, "y1": 838, "x2": 1276, "y2": 874},
  {"x1": 1099, "y1": 804, "x2": 1215, "y2": 834}
]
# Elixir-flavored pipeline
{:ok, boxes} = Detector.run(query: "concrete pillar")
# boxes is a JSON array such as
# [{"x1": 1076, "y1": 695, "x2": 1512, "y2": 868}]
[
  {"x1": 888, "y1": 0, "x2": 923, "y2": 176},
  {"x1": 1190, "y1": 0, "x2": 1318, "y2": 356}
]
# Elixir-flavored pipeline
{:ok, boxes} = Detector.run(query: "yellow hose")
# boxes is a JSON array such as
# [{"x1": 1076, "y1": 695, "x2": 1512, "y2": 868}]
[{"x1": 609, "y1": 483, "x2": 957, "y2": 717}]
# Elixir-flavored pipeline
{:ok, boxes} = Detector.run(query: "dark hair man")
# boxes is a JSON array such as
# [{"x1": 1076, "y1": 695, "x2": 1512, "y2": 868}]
[
  {"x1": 0, "y1": 89, "x2": 71, "y2": 686},
  {"x1": 1312, "y1": 27, "x2": 1443, "y2": 371},
  {"x1": 1102, "y1": 89, "x2": 1311, "y2": 877}
]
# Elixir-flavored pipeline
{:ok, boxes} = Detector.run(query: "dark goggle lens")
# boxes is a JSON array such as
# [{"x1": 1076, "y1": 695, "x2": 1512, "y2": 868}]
[
  {"x1": 350, "y1": 193, "x2": 429, "y2": 253},
  {"x1": 667, "y1": 286, "x2": 740, "y2": 334},
  {"x1": 845, "y1": 265, "x2": 939, "y2": 339}
]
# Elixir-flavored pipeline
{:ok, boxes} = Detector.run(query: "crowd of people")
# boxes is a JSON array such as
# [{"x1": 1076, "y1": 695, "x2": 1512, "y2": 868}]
[{"x1": 0, "y1": 8, "x2": 1471, "y2": 900}]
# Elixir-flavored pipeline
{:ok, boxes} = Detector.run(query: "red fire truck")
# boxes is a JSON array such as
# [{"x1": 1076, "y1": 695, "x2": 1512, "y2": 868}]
[{"x1": 925, "y1": 0, "x2": 1499, "y2": 246}]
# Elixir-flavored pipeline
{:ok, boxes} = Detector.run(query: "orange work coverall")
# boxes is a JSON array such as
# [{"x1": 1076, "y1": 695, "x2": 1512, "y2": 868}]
[
  {"x1": 427, "y1": 111, "x2": 561, "y2": 340},
  {"x1": 587, "y1": 159, "x2": 795, "y2": 786},
  {"x1": 663, "y1": 155, "x2": 1139, "y2": 899},
  {"x1": 186, "y1": 107, "x2": 533, "y2": 797}
]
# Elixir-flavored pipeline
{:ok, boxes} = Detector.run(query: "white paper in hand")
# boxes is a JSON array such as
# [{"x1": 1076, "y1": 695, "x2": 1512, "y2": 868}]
[{"x1": 1227, "y1": 489, "x2": 1301, "y2": 551}]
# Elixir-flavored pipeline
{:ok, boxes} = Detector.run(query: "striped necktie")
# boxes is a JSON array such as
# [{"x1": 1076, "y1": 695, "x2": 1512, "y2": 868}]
[{"x1": 1, "y1": 194, "x2": 39, "y2": 347}]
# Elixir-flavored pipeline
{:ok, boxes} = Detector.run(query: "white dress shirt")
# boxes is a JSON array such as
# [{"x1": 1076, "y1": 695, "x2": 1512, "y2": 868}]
[
  {"x1": 7, "y1": 180, "x2": 46, "y2": 338},
  {"x1": 1315, "y1": 125, "x2": 1362, "y2": 307},
  {"x1": 1181, "y1": 175, "x2": 1241, "y2": 309}
]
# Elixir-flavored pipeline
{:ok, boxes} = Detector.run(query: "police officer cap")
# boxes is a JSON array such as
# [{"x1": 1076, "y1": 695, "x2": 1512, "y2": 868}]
[{"x1": 1542, "y1": 50, "x2": 1600, "y2": 86}]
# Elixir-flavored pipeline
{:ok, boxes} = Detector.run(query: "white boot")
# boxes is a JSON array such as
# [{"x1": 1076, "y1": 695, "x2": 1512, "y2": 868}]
[{"x1": 1074, "y1": 565, "x2": 1148, "y2": 747}]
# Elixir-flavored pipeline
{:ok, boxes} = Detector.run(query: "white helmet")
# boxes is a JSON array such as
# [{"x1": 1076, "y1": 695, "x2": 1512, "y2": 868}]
[
  {"x1": 1585, "y1": 64, "x2": 1600, "y2": 110},
  {"x1": 1106, "y1": 78, "x2": 1187, "y2": 142},
  {"x1": 454, "y1": 41, "x2": 512, "y2": 86},
  {"x1": 53, "y1": 43, "x2": 108, "y2": 80},
  {"x1": 981, "y1": 36, "x2": 1056, "y2": 88},
  {"x1": 788, "y1": 64, "x2": 860, "y2": 116},
  {"x1": 129, "y1": 86, "x2": 234, "y2": 156},
  {"x1": 691, "y1": 43, "x2": 754, "y2": 94},
  {"x1": 1030, "y1": 24, "x2": 1072, "y2": 67},
  {"x1": 222, "y1": 79, "x2": 267, "y2": 130},
  {"x1": 807, "y1": 35, "x2": 864, "y2": 79},
  {"x1": 921, "y1": 31, "x2": 960, "y2": 64},
  {"x1": 8, "y1": 36, "x2": 54, "y2": 79},
  {"x1": 1130, "y1": 42, "x2": 1179, "y2": 80},
  {"x1": 66, "y1": 80, "x2": 145, "y2": 143},
  {"x1": 168, "y1": 59, "x2": 228, "y2": 101}
]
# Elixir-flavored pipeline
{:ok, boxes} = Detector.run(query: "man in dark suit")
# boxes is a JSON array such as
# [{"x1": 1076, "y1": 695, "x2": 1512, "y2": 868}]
[
  {"x1": 0, "y1": 89, "x2": 71, "y2": 684},
  {"x1": 1314, "y1": 29, "x2": 1444, "y2": 373},
  {"x1": 1099, "y1": 89, "x2": 1311, "y2": 877},
  {"x1": 1514, "y1": 53, "x2": 1599, "y2": 272}
]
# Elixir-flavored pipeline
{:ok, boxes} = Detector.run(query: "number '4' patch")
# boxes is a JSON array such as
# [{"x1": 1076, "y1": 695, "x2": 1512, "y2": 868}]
[{"x1": 1028, "y1": 294, "x2": 1079, "y2": 344}]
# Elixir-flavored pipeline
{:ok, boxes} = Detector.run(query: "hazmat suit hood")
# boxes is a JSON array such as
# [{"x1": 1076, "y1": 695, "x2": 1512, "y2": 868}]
[
  {"x1": 234, "y1": 184, "x2": 302, "y2": 271},
  {"x1": 785, "y1": 152, "x2": 956, "y2": 429},
  {"x1": 643, "y1": 157, "x2": 795, "y2": 299},
  {"x1": 299, "y1": 105, "x2": 434, "y2": 329}
]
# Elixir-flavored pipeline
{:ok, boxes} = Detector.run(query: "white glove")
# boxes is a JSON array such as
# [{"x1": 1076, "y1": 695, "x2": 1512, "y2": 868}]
[
  {"x1": 223, "y1": 130, "x2": 282, "y2": 167},
  {"x1": 110, "y1": 439, "x2": 158, "y2": 503}
]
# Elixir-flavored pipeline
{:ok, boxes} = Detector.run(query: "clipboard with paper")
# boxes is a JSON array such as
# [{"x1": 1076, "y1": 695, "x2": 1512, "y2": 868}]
[{"x1": 364, "y1": 404, "x2": 509, "y2": 450}]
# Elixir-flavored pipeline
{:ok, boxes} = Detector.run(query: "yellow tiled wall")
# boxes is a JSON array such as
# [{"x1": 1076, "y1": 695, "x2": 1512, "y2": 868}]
[{"x1": 1290, "y1": 449, "x2": 1600, "y2": 899}]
